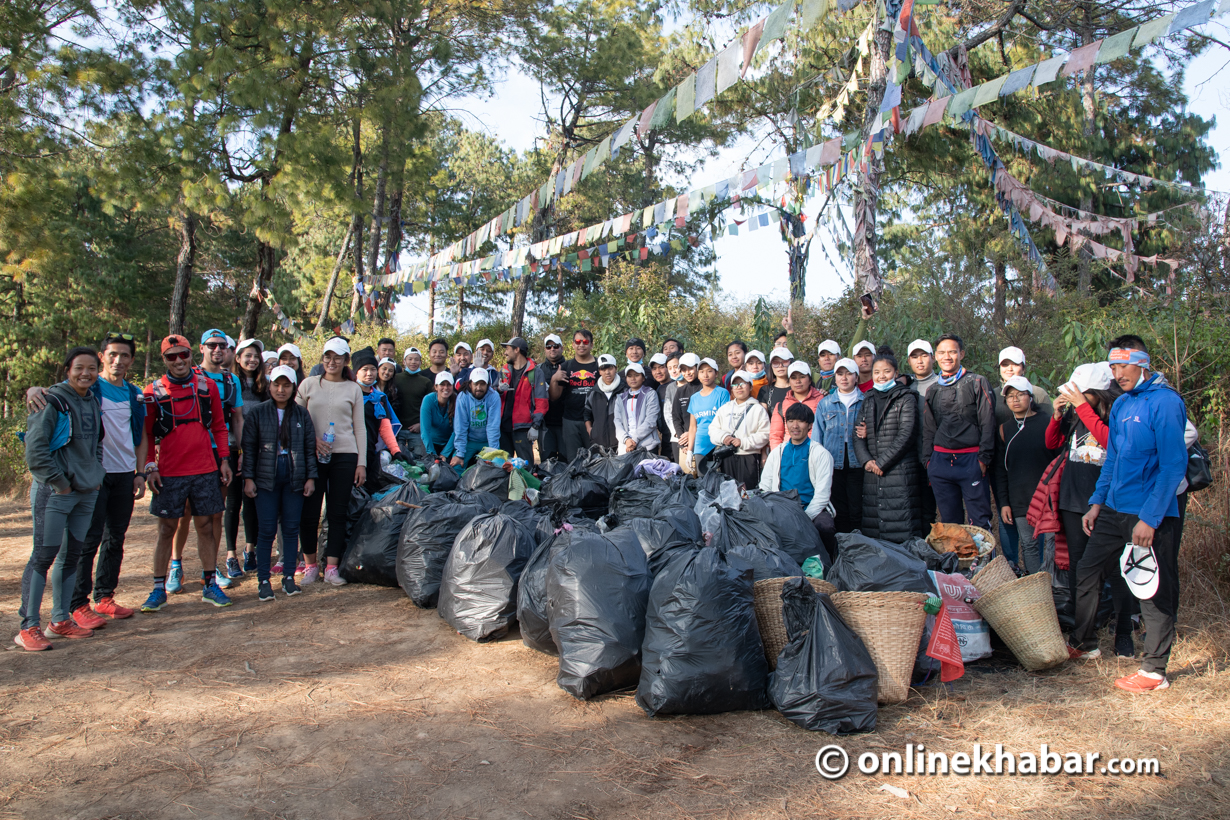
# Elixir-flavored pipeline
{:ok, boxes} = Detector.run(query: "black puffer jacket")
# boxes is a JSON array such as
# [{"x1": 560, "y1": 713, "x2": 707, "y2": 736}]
[
  {"x1": 852, "y1": 378, "x2": 922, "y2": 543},
  {"x1": 241, "y1": 400, "x2": 318, "y2": 493}
]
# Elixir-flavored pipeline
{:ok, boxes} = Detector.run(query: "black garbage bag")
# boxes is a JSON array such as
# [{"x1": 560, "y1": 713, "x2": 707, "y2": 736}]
[
  {"x1": 318, "y1": 485, "x2": 372, "y2": 551},
  {"x1": 438, "y1": 512, "x2": 538, "y2": 641},
  {"x1": 459, "y1": 459, "x2": 510, "y2": 501},
  {"x1": 517, "y1": 522, "x2": 596, "y2": 654},
  {"x1": 500, "y1": 499, "x2": 547, "y2": 542},
  {"x1": 396, "y1": 491, "x2": 498, "y2": 608},
  {"x1": 827, "y1": 532, "x2": 931, "y2": 593},
  {"x1": 725, "y1": 543, "x2": 802, "y2": 582},
  {"x1": 744, "y1": 491, "x2": 825, "y2": 565},
  {"x1": 895, "y1": 536, "x2": 960, "y2": 573},
  {"x1": 768, "y1": 578, "x2": 879, "y2": 734},
  {"x1": 608, "y1": 475, "x2": 670, "y2": 520},
  {"x1": 697, "y1": 468, "x2": 729, "y2": 497},
  {"x1": 621, "y1": 513, "x2": 699, "y2": 559},
  {"x1": 650, "y1": 475, "x2": 698, "y2": 515},
  {"x1": 636, "y1": 546, "x2": 771, "y2": 716},
  {"x1": 534, "y1": 457, "x2": 569, "y2": 481},
  {"x1": 340, "y1": 483, "x2": 424, "y2": 586},
  {"x1": 704, "y1": 504, "x2": 784, "y2": 557},
  {"x1": 427, "y1": 459, "x2": 460, "y2": 492},
  {"x1": 539, "y1": 465, "x2": 610, "y2": 519},
  {"x1": 581, "y1": 446, "x2": 636, "y2": 487},
  {"x1": 547, "y1": 528, "x2": 651, "y2": 699}
]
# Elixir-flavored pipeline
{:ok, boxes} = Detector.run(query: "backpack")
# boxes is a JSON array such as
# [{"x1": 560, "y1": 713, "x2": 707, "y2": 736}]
[{"x1": 145, "y1": 369, "x2": 215, "y2": 441}]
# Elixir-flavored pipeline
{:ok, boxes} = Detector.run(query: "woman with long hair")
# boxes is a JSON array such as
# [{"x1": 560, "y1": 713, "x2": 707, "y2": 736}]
[
  {"x1": 225, "y1": 338, "x2": 269, "y2": 576},
  {"x1": 852, "y1": 348, "x2": 922, "y2": 544},
  {"x1": 421, "y1": 372, "x2": 457, "y2": 459},
  {"x1": 276, "y1": 343, "x2": 306, "y2": 384}
]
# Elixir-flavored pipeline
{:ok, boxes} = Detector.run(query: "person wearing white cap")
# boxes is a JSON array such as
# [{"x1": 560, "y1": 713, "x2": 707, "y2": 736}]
[
  {"x1": 992, "y1": 376, "x2": 1060, "y2": 576},
  {"x1": 657, "y1": 353, "x2": 682, "y2": 458},
  {"x1": 811, "y1": 358, "x2": 865, "y2": 533},
  {"x1": 685, "y1": 357, "x2": 731, "y2": 474},
  {"x1": 498, "y1": 337, "x2": 543, "y2": 463},
  {"x1": 995, "y1": 345, "x2": 1052, "y2": 428},
  {"x1": 816, "y1": 339, "x2": 841, "y2": 392},
  {"x1": 229, "y1": 338, "x2": 271, "y2": 575},
  {"x1": 308, "y1": 336, "x2": 349, "y2": 378},
  {"x1": 388, "y1": 347, "x2": 431, "y2": 456},
  {"x1": 614, "y1": 363, "x2": 661, "y2": 454},
  {"x1": 743, "y1": 350, "x2": 769, "y2": 401},
  {"x1": 905, "y1": 338, "x2": 939, "y2": 528},
  {"x1": 850, "y1": 340, "x2": 877, "y2": 392},
  {"x1": 533, "y1": 333, "x2": 568, "y2": 460},
  {"x1": 584, "y1": 354, "x2": 625, "y2": 449},
  {"x1": 241, "y1": 365, "x2": 316, "y2": 600},
  {"x1": 223, "y1": 335, "x2": 237, "y2": 370},
  {"x1": 262, "y1": 350, "x2": 278, "y2": 375},
  {"x1": 769, "y1": 361, "x2": 823, "y2": 450},
  {"x1": 719, "y1": 340, "x2": 748, "y2": 391},
  {"x1": 708, "y1": 370, "x2": 770, "y2": 485},
  {"x1": 295, "y1": 335, "x2": 365, "y2": 585},
  {"x1": 451, "y1": 364, "x2": 501, "y2": 467},
  {"x1": 670, "y1": 353, "x2": 702, "y2": 463},
  {"x1": 761, "y1": 347, "x2": 794, "y2": 418},
  {"x1": 647, "y1": 352, "x2": 669, "y2": 390},
  {"x1": 474, "y1": 339, "x2": 495, "y2": 368},
  {"x1": 277, "y1": 343, "x2": 305, "y2": 382},
  {"x1": 548, "y1": 328, "x2": 599, "y2": 461},
  {"x1": 420, "y1": 371, "x2": 457, "y2": 460}
]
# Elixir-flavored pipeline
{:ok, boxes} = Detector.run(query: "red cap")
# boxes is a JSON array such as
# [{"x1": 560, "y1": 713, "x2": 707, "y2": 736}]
[{"x1": 161, "y1": 334, "x2": 191, "y2": 354}]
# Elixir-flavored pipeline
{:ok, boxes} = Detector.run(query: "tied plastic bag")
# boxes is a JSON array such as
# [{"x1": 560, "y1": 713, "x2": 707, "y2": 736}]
[
  {"x1": 340, "y1": 483, "x2": 424, "y2": 586},
  {"x1": 428, "y1": 459, "x2": 460, "y2": 492},
  {"x1": 517, "y1": 520, "x2": 598, "y2": 654},
  {"x1": 650, "y1": 475, "x2": 698, "y2": 515},
  {"x1": 460, "y1": 459, "x2": 510, "y2": 501},
  {"x1": 396, "y1": 491, "x2": 501, "y2": 608},
  {"x1": 827, "y1": 532, "x2": 931, "y2": 593},
  {"x1": 636, "y1": 546, "x2": 771, "y2": 716},
  {"x1": 538, "y1": 465, "x2": 611, "y2": 518},
  {"x1": 725, "y1": 543, "x2": 802, "y2": 582},
  {"x1": 743, "y1": 492, "x2": 824, "y2": 564},
  {"x1": 319, "y1": 485, "x2": 372, "y2": 550},
  {"x1": 581, "y1": 445, "x2": 649, "y2": 488},
  {"x1": 768, "y1": 578, "x2": 879, "y2": 734},
  {"x1": 438, "y1": 512, "x2": 537, "y2": 641},
  {"x1": 900, "y1": 536, "x2": 960, "y2": 573},
  {"x1": 618, "y1": 508, "x2": 703, "y2": 564},
  {"x1": 547, "y1": 528, "x2": 651, "y2": 699},
  {"x1": 608, "y1": 475, "x2": 670, "y2": 520}
]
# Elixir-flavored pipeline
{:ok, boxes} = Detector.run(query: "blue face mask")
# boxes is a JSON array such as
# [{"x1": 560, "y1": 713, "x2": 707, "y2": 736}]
[
  {"x1": 873, "y1": 379, "x2": 895, "y2": 392},
  {"x1": 406, "y1": 368, "x2": 421, "y2": 375}
]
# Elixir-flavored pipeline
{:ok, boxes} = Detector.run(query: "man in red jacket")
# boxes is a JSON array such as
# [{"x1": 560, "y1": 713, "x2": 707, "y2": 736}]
[
  {"x1": 140, "y1": 336, "x2": 234, "y2": 613},
  {"x1": 500, "y1": 337, "x2": 547, "y2": 463}
]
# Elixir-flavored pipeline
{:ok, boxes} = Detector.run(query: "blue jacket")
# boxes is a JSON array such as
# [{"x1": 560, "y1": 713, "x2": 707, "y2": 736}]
[
  {"x1": 1089, "y1": 373, "x2": 1187, "y2": 528},
  {"x1": 420, "y1": 395, "x2": 455, "y2": 458},
  {"x1": 811, "y1": 389, "x2": 863, "y2": 469},
  {"x1": 454, "y1": 388, "x2": 501, "y2": 449},
  {"x1": 89, "y1": 379, "x2": 145, "y2": 449}
]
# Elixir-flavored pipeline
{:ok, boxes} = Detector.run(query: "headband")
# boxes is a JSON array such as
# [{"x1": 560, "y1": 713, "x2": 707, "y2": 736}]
[{"x1": 1108, "y1": 348, "x2": 1150, "y2": 368}]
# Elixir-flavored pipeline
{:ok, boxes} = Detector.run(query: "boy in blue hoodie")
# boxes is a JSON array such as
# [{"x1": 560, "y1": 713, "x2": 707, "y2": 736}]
[
  {"x1": 1071, "y1": 335, "x2": 1188, "y2": 693},
  {"x1": 451, "y1": 367, "x2": 501, "y2": 468}
]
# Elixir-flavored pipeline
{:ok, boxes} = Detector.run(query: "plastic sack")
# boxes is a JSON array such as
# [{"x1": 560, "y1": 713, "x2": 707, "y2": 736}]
[
  {"x1": 703, "y1": 504, "x2": 784, "y2": 557},
  {"x1": 318, "y1": 485, "x2": 372, "y2": 551},
  {"x1": 396, "y1": 491, "x2": 499, "y2": 608},
  {"x1": 741, "y1": 492, "x2": 823, "y2": 565},
  {"x1": 499, "y1": 499, "x2": 547, "y2": 543},
  {"x1": 927, "y1": 571, "x2": 992, "y2": 662},
  {"x1": 801, "y1": 556, "x2": 826, "y2": 578},
  {"x1": 534, "y1": 457, "x2": 569, "y2": 480},
  {"x1": 340, "y1": 483, "x2": 423, "y2": 586},
  {"x1": 608, "y1": 475, "x2": 670, "y2": 520},
  {"x1": 546, "y1": 528, "x2": 651, "y2": 699},
  {"x1": 620, "y1": 510, "x2": 703, "y2": 563},
  {"x1": 459, "y1": 459, "x2": 510, "y2": 501},
  {"x1": 427, "y1": 459, "x2": 460, "y2": 492},
  {"x1": 768, "y1": 578, "x2": 879, "y2": 734},
  {"x1": 650, "y1": 475, "x2": 698, "y2": 515},
  {"x1": 517, "y1": 522, "x2": 596, "y2": 654},
  {"x1": 438, "y1": 512, "x2": 537, "y2": 641},
  {"x1": 636, "y1": 546, "x2": 771, "y2": 716},
  {"x1": 900, "y1": 536, "x2": 960, "y2": 573},
  {"x1": 581, "y1": 446, "x2": 637, "y2": 488},
  {"x1": 827, "y1": 532, "x2": 931, "y2": 593},
  {"x1": 725, "y1": 543, "x2": 802, "y2": 582},
  {"x1": 538, "y1": 465, "x2": 611, "y2": 519}
]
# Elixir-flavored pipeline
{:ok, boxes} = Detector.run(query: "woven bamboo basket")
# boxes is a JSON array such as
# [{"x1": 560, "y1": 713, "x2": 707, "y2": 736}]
[
  {"x1": 972, "y1": 571, "x2": 1068, "y2": 671},
  {"x1": 830, "y1": 591, "x2": 928, "y2": 704},
  {"x1": 970, "y1": 554, "x2": 1017, "y2": 595},
  {"x1": 927, "y1": 524, "x2": 997, "y2": 569},
  {"x1": 752, "y1": 576, "x2": 838, "y2": 670}
]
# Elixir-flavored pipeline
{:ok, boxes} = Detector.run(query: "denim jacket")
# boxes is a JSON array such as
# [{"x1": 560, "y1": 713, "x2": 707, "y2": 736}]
[{"x1": 811, "y1": 389, "x2": 864, "y2": 469}]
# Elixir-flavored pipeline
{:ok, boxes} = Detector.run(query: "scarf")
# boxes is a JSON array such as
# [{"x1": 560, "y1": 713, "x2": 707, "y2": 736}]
[
  {"x1": 817, "y1": 368, "x2": 835, "y2": 379},
  {"x1": 599, "y1": 377, "x2": 621, "y2": 396},
  {"x1": 167, "y1": 370, "x2": 194, "y2": 386},
  {"x1": 937, "y1": 366, "x2": 966, "y2": 387}
]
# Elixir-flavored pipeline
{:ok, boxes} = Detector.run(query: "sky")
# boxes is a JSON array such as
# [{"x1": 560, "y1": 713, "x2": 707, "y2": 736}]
[{"x1": 394, "y1": 18, "x2": 1230, "y2": 334}]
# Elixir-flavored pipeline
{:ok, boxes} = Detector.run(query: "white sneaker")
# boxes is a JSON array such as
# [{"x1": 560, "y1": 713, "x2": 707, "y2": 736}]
[
  {"x1": 324, "y1": 567, "x2": 347, "y2": 586},
  {"x1": 300, "y1": 564, "x2": 320, "y2": 584}
]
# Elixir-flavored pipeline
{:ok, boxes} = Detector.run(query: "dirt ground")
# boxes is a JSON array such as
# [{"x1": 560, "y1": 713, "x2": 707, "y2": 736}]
[{"x1": 2, "y1": 500, "x2": 1229, "y2": 820}]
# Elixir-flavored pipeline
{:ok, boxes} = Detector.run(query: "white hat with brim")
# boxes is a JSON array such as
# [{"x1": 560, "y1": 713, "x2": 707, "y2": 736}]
[
  {"x1": 834, "y1": 357, "x2": 858, "y2": 375},
  {"x1": 699, "y1": 357, "x2": 719, "y2": 372},
  {"x1": 278, "y1": 343, "x2": 302, "y2": 359},
  {"x1": 788, "y1": 361, "x2": 812, "y2": 378},
  {"x1": 454, "y1": 342, "x2": 472, "y2": 353},
  {"x1": 746, "y1": 349, "x2": 766, "y2": 363},
  {"x1": 908, "y1": 339, "x2": 933, "y2": 356},
  {"x1": 817, "y1": 339, "x2": 841, "y2": 356},
  {"x1": 1067, "y1": 362, "x2": 1114, "y2": 393},
  {"x1": 476, "y1": 338, "x2": 494, "y2": 351},
  {"x1": 851, "y1": 340, "x2": 876, "y2": 357},
  {"x1": 262, "y1": 351, "x2": 278, "y2": 363},
  {"x1": 730, "y1": 369, "x2": 754, "y2": 385},
  {"x1": 469, "y1": 367, "x2": 489, "y2": 383},
  {"x1": 1120, "y1": 543, "x2": 1160, "y2": 599},
  {"x1": 769, "y1": 347, "x2": 794, "y2": 362},
  {"x1": 998, "y1": 346, "x2": 1026, "y2": 365},
  {"x1": 623, "y1": 362, "x2": 645, "y2": 375},
  {"x1": 597, "y1": 354, "x2": 617, "y2": 368},
  {"x1": 435, "y1": 371, "x2": 454, "y2": 386},
  {"x1": 270, "y1": 365, "x2": 298, "y2": 385},
  {"x1": 225, "y1": 335, "x2": 237, "y2": 349},
  {"x1": 1002, "y1": 375, "x2": 1034, "y2": 397},
  {"x1": 679, "y1": 353, "x2": 701, "y2": 368},
  {"x1": 236, "y1": 338, "x2": 263, "y2": 355},
  {"x1": 323, "y1": 338, "x2": 350, "y2": 357},
  {"x1": 648, "y1": 353, "x2": 668, "y2": 366},
  {"x1": 544, "y1": 334, "x2": 563, "y2": 346},
  {"x1": 378, "y1": 357, "x2": 396, "y2": 368}
]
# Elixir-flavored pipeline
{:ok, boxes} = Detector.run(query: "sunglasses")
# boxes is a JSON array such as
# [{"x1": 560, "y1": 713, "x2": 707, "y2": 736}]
[
  {"x1": 573, "y1": 338, "x2": 591, "y2": 345},
  {"x1": 544, "y1": 342, "x2": 562, "y2": 349},
  {"x1": 164, "y1": 350, "x2": 191, "y2": 362},
  {"x1": 204, "y1": 342, "x2": 227, "y2": 350},
  {"x1": 106, "y1": 332, "x2": 135, "y2": 341}
]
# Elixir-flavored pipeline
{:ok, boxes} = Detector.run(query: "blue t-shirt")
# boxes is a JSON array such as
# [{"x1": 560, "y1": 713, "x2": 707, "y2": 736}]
[
  {"x1": 780, "y1": 440, "x2": 813, "y2": 507},
  {"x1": 200, "y1": 370, "x2": 243, "y2": 448},
  {"x1": 687, "y1": 387, "x2": 731, "y2": 456}
]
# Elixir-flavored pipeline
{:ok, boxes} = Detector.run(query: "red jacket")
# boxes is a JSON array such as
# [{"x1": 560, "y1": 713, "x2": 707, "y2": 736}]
[
  {"x1": 769, "y1": 386, "x2": 825, "y2": 450},
  {"x1": 1025, "y1": 453, "x2": 1068, "y2": 568},
  {"x1": 501, "y1": 358, "x2": 548, "y2": 431},
  {"x1": 1044, "y1": 402, "x2": 1109, "y2": 450}
]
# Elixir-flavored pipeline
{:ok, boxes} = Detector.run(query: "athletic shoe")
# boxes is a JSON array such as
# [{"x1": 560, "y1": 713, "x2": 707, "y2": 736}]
[
  {"x1": 258, "y1": 581, "x2": 275, "y2": 602},
  {"x1": 71, "y1": 605, "x2": 107, "y2": 630},
  {"x1": 216, "y1": 571, "x2": 234, "y2": 589},
  {"x1": 226, "y1": 556, "x2": 244, "y2": 578},
  {"x1": 1115, "y1": 671, "x2": 1169, "y2": 692},
  {"x1": 1115, "y1": 632, "x2": 1135, "y2": 658},
  {"x1": 201, "y1": 582, "x2": 233, "y2": 608},
  {"x1": 46, "y1": 620, "x2": 93, "y2": 639},
  {"x1": 271, "y1": 558, "x2": 284, "y2": 576},
  {"x1": 14, "y1": 627, "x2": 52, "y2": 651},
  {"x1": 295, "y1": 558, "x2": 306, "y2": 575},
  {"x1": 323, "y1": 566, "x2": 347, "y2": 586},
  {"x1": 140, "y1": 588, "x2": 168, "y2": 613},
  {"x1": 243, "y1": 551, "x2": 257, "y2": 573},
  {"x1": 1067, "y1": 646, "x2": 1101, "y2": 661},
  {"x1": 95, "y1": 596, "x2": 134, "y2": 619},
  {"x1": 300, "y1": 564, "x2": 320, "y2": 585},
  {"x1": 167, "y1": 565, "x2": 184, "y2": 594},
  {"x1": 282, "y1": 577, "x2": 301, "y2": 596}
]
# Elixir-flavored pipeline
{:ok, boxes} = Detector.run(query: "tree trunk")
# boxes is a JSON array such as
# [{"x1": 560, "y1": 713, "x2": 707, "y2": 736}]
[
  {"x1": 241, "y1": 239, "x2": 277, "y2": 340},
  {"x1": 784, "y1": 212, "x2": 808, "y2": 304},
  {"x1": 366, "y1": 128, "x2": 390, "y2": 285},
  {"x1": 851, "y1": 24, "x2": 892, "y2": 310},
  {"x1": 144, "y1": 326, "x2": 152, "y2": 381},
  {"x1": 993, "y1": 257, "x2": 1007, "y2": 331},
  {"x1": 1076, "y1": 13, "x2": 1096, "y2": 295},
  {"x1": 169, "y1": 210, "x2": 197, "y2": 336},
  {"x1": 376, "y1": 178, "x2": 403, "y2": 323},
  {"x1": 316, "y1": 222, "x2": 354, "y2": 332},
  {"x1": 457, "y1": 285, "x2": 465, "y2": 333},
  {"x1": 428, "y1": 281, "x2": 436, "y2": 337}
]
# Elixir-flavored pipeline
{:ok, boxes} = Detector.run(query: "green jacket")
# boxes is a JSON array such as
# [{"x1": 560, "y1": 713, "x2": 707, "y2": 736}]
[{"x1": 25, "y1": 382, "x2": 106, "y2": 492}]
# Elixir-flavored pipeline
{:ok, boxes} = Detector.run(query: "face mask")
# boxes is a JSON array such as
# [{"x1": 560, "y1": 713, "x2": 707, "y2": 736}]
[
  {"x1": 405, "y1": 368, "x2": 421, "y2": 375},
  {"x1": 359, "y1": 374, "x2": 377, "y2": 387},
  {"x1": 1135, "y1": 370, "x2": 1149, "y2": 389},
  {"x1": 873, "y1": 379, "x2": 894, "y2": 392}
]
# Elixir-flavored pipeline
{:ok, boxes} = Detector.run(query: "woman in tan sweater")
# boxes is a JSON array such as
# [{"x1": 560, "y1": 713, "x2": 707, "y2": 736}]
[{"x1": 295, "y1": 338, "x2": 366, "y2": 586}]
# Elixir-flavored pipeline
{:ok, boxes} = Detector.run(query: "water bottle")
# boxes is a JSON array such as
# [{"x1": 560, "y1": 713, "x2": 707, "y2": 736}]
[{"x1": 320, "y1": 422, "x2": 335, "y2": 464}]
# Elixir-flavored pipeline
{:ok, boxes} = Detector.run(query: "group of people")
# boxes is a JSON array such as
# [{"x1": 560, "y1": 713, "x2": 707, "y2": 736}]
[{"x1": 17, "y1": 325, "x2": 1193, "y2": 695}]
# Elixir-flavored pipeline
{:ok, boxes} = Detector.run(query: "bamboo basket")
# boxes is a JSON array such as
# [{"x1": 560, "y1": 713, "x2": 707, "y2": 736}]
[
  {"x1": 752, "y1": 576, "x2": 838, "y2": 670},
  {"x1": 972, "y1": 571, "x2": 1068, "y2": 671},
  {"x1": 927, "y1": 524, "x2": 997, "y2": 569},
  {"x1": 830, "y1": 591, "x2": 928, "y2": 704},
  {"x1": 970, "y1": 554, "x2": 1017, "y2": 595}
]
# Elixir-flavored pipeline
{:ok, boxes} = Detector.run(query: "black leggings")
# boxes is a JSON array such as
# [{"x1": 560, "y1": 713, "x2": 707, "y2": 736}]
[
  {"x1": 223, "y1": 465, "x2": 258, "y2": 552},
  {"x1": 1061, "y1": 509, "x2": 1134, "y2": 634},
  {"x1": 299, "y1": 453, "x2": 359, "y2": 561}
]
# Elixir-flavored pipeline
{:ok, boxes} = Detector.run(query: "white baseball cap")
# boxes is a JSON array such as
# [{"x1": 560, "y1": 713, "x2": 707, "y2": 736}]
[
  {"x1": 648, "y1": 352, "x2": 668, "y2": 366},
  {"x1": 597, "y1": 354, "x2": 617, "y2": 368},
  {"x1": 236, "y1": 338, "x2": 263, "y2": 354},
  {"x1": 851, "y1": 340, "x2": 876, "y2": 357},
  {"x1": 729, "y1": 369, "x2": 754, "y2": 385},
  {"x1": 225, "y1": 335, "x2": 237, "y2": 349},
  {"x1": 746, "y1": 349, "x2": 765, "y2": 363},
  {"x1": 788, "y1": 361, "x2": 812, "y2": 377},
  {"x1": 679, "y1": 352, "x2": 701, "y2": 368},
  {"x1": 469, "y1": 367, "x2": 490, "y2": 383},
  {"x1": 269, "y1": 365, "x2": 298, "y2": 384},
  {"x1": 908, "y1": 339, "x2": 933, "y2": 356},
  {"x1": 999, "y1": 346, "x2": 1026, "y2": 365},
  {"x1": 277, "y1": 343, "x2": 301, "y2": 359},
  {"x1": 834, "y1": 357, "x2": 858, "y2": 375},
  {"x1": 476, "y1": 338, "x2": 494, "y2": 351},
  {"x1": 404, "y1": 347, "x2": 421, "y2": 358},
  {"x1": 769, "y1": 347, "x2": 794, "y2": 362},
  {"x1": 454, "y1": 341, "x2": 472, "y2": 353},
  {"x1": 435, "y1": 371, "x2": 454, "y2": 386},
  {"x1": 817, "y1": 339, "x2": 841, "y2": 356},
  {"x1": 1002, "y1": 375, "x2": 1034, "y2": 397},
  {"x1": 623, "y1": 362, "x2": 645, "y2": 375},
  {"x1": 378, "y1": 357, "x2": 396, "y2": 368},
  {"x1": 544, "y1": 333, "x2": 563, "y2": 346},
  {"x1": 1066, "y1": 362, "x2": 1113, "y2": 393},
  {"x1": 1120, "y1": 543, "x2": 1160, "y2": 599},
  {"x1": 698, "y1": 357, "x2": 719, "y2": 372},
  {"x1": 323, "y1": 338, "x2": 350, "y2": 357},
  {"x1": 262, "y1": 351, "x2": 278, "y2": 363}
]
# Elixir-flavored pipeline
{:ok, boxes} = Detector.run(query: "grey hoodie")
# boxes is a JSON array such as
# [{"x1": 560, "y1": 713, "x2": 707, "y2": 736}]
[{"x1": 25, "y1": 382, "x2": 105, "y2": 493}]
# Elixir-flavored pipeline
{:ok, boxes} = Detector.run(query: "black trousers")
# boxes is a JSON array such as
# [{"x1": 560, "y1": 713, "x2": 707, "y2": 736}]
[
  {"x1": 538, "y1": 425, "x2": 564, "y2": 462},
  {"x1": 71, "y1": 471, "x2": 135, "y2": 610},
  {"x1": 919, "y1": 470, "x2": 936, "y2": 532},
  {"x1": 1072, "y1": 507, "x2": 1180, "y2": 674},
  {"x1": 1060, "y1": 510, "x2": 1134, "y2": 634},
  {"x1": 811, "y1": 510, "x2": 838, "y2": 566},
  {"x1": 561, "y1": 419, "x2": 591, "y2": 463},
  {"x1": 224, "y1": 457, "x2": 258, "y2": 553},
  {"x1": 500, "y1": 427, "x2": 534, "y2": 463},
  {"x1": 831, "y1": 466, "x2": 864, "y2": 533},
  {"x1": 299, "y1": 452, "x2": 359, "y2": 562}
]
